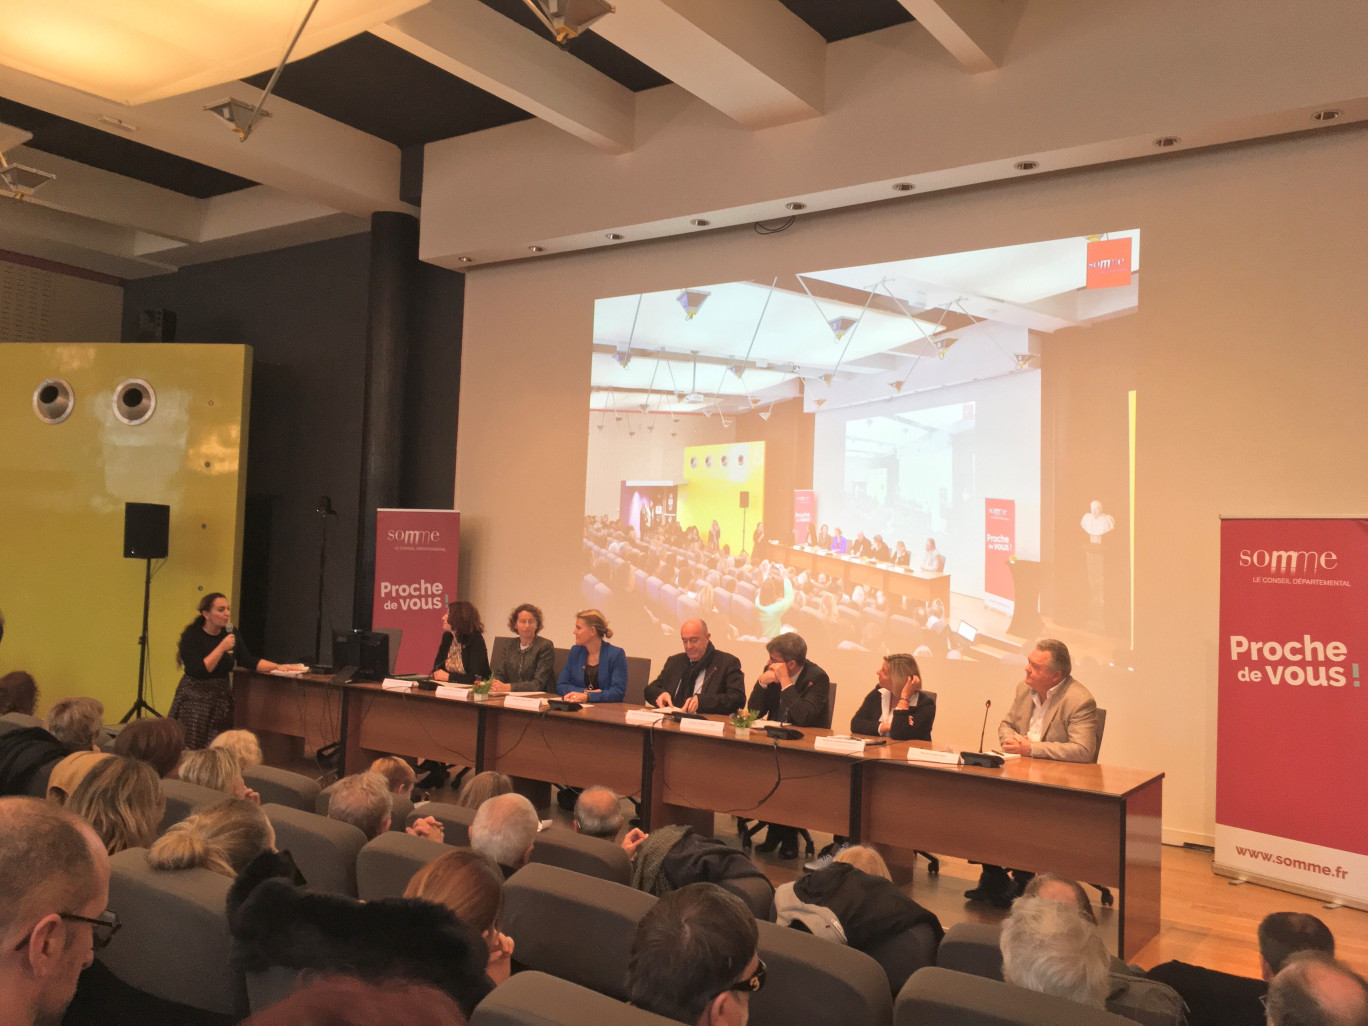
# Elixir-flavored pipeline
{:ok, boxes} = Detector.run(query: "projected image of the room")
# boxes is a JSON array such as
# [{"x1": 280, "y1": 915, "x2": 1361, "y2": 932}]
[{"x1": 583, "y1": 231, "x2": 1139, "y2": 678}]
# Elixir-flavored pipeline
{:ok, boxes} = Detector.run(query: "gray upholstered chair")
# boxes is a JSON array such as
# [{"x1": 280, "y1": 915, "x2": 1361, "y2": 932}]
[
  {"x1": 470, "y1": 970, "x2": 679, "y2": 1026},
  {"x1": 935, "y1": 921, "x2": 1005, "y2": 979},
  {"x1": 356, "y1": 829, "x2": 448, "y2": 900},
  {"x1": 530, "y1": 826, "x2": 632, "y2": 885},
  {"x1": 98, "y1": 847, "x2": 248, "y2": 1018},
  {"x1": 502, "y1": 863, "x2": 655, "y2": 1000},
  {"x1": 159, "y1": 778, "x2": 231, "y2": 834},
  {"x1": 753, "y1": 917, "x2": 893, "y2": 1026},
  {"x1": 864, "y1": 923, "x2": 942, "y2": 995},
  {"x1": 244, "y1": 764, "x2": 321, "y2": 812},
  {"x1": 410, "y1": 799, "x2": 475, "y2": 845},
  {"x1": 895, "y1": 966, "x2": 1137, "y2": 1026},
  {"x1": 262, "y1": 803, "x2": 366, "y2": 896},
  {"x1": 719, "y1": 873, "x2": 776, "y2": 922}
]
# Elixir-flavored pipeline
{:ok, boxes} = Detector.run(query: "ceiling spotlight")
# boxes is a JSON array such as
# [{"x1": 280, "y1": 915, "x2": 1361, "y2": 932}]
[
  {"x1": 204, "y1": 97, "x2": 272, "y2": 141},
  {"x1": 605, "y1": 232, "x2": 624, "y2": 241},
  {"x1": 1312, "y1": 109, "x2": 1343, "y2": 122},
  {"x1": 892, "y1": 182, "x2": 915, "y2": 192},
  {"x1": 934, "y1": 337, "x2": 958, "y2": 359},
  {"x1": 520, "y1": 0, "x2": 615, "y2": 44},
  {"x1": 529, "y1": 245, "x2": 544, "y2": 253},
  {"x1": 614, "y1": 349, "x2": 632, "y2": 368},
  {"x1": 785, "y1": 201, "x2": 807, "y2": 211},
  {"x1": 1153, "y1": 136, "x2": 1181, "y2": 147},
  {"x1": 813, "y1": 398, "x2": 826, "y2": 409},
  {"x1": 828, "y1": 316, "x2": 858, "y2": 341},
  {"x1": 890, "y1": 381, "x2": 904, "y2": 393},
  {"x1": 821, "y1": 373, "x2": 834, "y2": 386},
  {"x1": 730, "y1": 364, "x2": 745, "y2": 378},
  {"x1": 0, "y1": 157, "x2": 55, "y2": 197},
  {"x1": 1014, "y1": 352, "x2": 1041, "y2": 371},
  {"x1": 458, "y1": 256, "x2": 473, "y2": 263},
  {"x1": 758, "y1": 405, "x2": 773, "y2": 422},
  {"x1": 677, "y1": 289, "x2": 710, "y2": 319},
  {"x1": 1013, "y1": 160, "x2": 1039, "y2": 171},
  {"x1": 690, "y1": 218, "x2": 711, "y2": 227}
]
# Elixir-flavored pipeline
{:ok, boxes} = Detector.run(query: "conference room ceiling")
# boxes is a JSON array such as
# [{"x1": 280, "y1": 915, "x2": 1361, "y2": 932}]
[{"x1": 0, "y1": 1, "x2": 1363, "y2": 280}]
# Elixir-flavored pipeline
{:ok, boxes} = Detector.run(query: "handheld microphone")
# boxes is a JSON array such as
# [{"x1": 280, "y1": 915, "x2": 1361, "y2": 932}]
[{"x1": 961, "y1": 698, "x2": 1004, "y2": 768}]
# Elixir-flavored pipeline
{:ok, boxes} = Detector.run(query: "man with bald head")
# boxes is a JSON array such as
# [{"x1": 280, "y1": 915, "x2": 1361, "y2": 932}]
[
  {"x1": 0, "y1": 797, "x2": 113, "y2": 1026},
  {"x1": 645, "y1": 619, "x2": 746, "y2": 715},
  {"x1": 1265, "y1": 954, "x2": 1368, "y2": 1026}
]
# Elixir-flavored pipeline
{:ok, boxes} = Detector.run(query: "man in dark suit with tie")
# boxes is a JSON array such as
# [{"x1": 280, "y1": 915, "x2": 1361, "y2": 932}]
[{"x1": 645, "y1": 619, "x2": 746, "y2": 714}]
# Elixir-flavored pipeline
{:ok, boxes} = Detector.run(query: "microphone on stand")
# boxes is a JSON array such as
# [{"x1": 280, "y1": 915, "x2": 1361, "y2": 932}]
[{"x1": 961, "y1": 698, "x2": 1004, "y2": 767}]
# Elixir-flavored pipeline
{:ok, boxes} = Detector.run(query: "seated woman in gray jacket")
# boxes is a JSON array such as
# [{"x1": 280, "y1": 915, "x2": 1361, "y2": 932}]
[{"x1": 490, "y1": 603, "x2": 556, "y2": 693}]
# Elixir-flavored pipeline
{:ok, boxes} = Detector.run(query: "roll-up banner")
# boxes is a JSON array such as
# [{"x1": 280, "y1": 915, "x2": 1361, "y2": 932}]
[
  {"x1": 1216, "y1": 517, "x2": 1368, "y2": 908},
  {"x1": 373, "y1": 509, "x2": 461, "y2": 675}
]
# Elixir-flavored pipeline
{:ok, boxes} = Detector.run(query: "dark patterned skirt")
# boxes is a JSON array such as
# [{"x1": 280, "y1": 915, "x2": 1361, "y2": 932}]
[{"x1": 167, "y1": 674, "x2": 233, "y2": 750}]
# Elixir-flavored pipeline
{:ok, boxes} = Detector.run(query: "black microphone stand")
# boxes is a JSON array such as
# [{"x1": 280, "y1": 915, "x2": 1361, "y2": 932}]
[
  {"x1": 120, "y1": 556, "x2": 161, "y2": 722},
  {"x1": 313, "y1": 496, "x2": 338, "y2": 666}
]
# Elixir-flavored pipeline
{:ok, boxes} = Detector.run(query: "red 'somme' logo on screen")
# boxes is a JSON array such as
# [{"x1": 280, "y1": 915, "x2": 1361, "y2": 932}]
[{"x1": 1086, "y1": 237, "x2": 1132, "y2": 289}]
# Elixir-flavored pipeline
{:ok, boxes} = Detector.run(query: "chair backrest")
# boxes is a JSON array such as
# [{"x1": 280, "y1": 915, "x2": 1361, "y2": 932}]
[
  {"x1": 356, "y1": 829, "x2": 448, "y2": 900},
  {"x1": 160, "y1": 778, "x2": 231, "y2": 833},
  {"x1": 820, "y1": 681, "x2": 838, "y2": 730},
  {"x1": 99, "y1": 847, "x2": 247, "y2": 1017},
  {"x1": 263, "y1": 803, "x2": 367, "y2": 896},
  {"x1": 895, "y1": 966, "x2": 1137, "y2": 1026},
  {"x1": 720, "y1": 873, "x2": 776, "y2": 922},
  {"x1": 530, "y1": 826, "x2": 632, "y2": 885},
  {"x1": 470, "y1": 970, "x2": 680, "y2": 1026},
  {"x1": 864, "y1": 924, "x2": 942, "y2": 995},
  {"x1": 623, "y1": 656, "x2": 653, "y2": 707},
  {"x1": 1093, "y1": 707, "x2": 1107, "y2": 761},
  {"x1": 490, "y1": 635, "x2": 517, "y2": 669},
  {"x1": 244, "y1": 764, "x2": 321, "y2": 812},
  {"x1": 753, "y1": 918, "x2": 893, "y2": 1026},
  {"x1": 411, "y1": 800, "x2": 476, "y2": 845},
  {"x1": 935, "y1": 922, "x2": 1004, "y2": 980},
  {"x1": 502, "y1": 863, "x2": 655, "y2": 1000}
]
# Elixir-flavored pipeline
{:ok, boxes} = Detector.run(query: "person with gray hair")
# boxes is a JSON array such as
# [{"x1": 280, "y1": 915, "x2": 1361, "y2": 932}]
[
  {"x1": 1265, "y1": 953, "x2": 1368, "y2": 1026},
  {"x1": 326, "y1": 771, "x2": 444, "y2": 843},
  {"x1": 1000, "y1": 896, "x2": 1111, "y2": 1009},
  {"x1": 470, "y1": 792, "x2": 539, "y2": 875},
  {"x1": 46, "y1": 697, "x2": 105, "y2": 751},
  {"x1": 573, "y1": 785, "x2": 625, "y2": 839}
]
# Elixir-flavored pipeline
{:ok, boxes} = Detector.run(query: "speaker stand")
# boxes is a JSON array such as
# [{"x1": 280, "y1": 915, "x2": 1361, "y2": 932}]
[{"x1": 121, "y1": 557, "x2": 161, "y2": 722}]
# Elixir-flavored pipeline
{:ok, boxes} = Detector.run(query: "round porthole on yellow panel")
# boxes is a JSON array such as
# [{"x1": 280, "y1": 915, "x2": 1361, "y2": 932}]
[
  {"x1": 33, "y1": 378, "x2": 74, "y2": 424},
  {"x1": 113, "y1": 378, "x2": 156, "y2": 425}
]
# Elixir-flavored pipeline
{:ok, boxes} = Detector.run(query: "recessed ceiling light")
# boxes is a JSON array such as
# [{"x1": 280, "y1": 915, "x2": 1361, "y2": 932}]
[
  {"x1": 1312, "y1": 109, "x2": 1343, "y2": 122},
  {"x1": 605, "y1": 232, "x2": 624, "y2": 241},
  {"x1": 458, "y1": 256, "x2": 472, "y2": 263},
  {"x1": 1013, "y1": 160, "x2": 1039, "y2": 171},
  {"x1": 785, "y1": 201, "x2": 807, "y2": 211},
  {"x1": 1153, "y1": 136, "x2": 1180, "y2": 147},
  {"x1": 528, "y1": 245, "x2": 544, "y2": 253},
  {"x1": 892, "y1": 182, "x2": 914, "y2": 192},
  {"x1": 690, "y1": 218, "x2": 711, "y2": 227}
]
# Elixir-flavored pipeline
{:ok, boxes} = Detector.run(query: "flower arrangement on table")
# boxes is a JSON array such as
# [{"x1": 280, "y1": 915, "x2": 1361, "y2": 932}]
[
  {"x1": 729, "y1": 709, "x2": 758, "y2": 736},
  {"x1": 471, "y1": 677, "x2": 495, "y2": 701}
]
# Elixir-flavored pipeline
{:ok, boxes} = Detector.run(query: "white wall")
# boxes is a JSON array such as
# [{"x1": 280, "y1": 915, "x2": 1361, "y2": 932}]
[{"x1": 456, "y1": 125, "x2": 1368, "y2": 846}]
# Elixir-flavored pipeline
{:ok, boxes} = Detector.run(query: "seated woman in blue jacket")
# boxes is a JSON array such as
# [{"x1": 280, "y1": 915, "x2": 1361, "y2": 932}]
[{"x1": 557, "y1": 609, "x2": 627, "y2": 703}]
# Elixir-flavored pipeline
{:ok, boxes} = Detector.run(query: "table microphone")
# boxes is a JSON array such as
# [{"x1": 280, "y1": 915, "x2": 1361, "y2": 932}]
[{"x1": 960, "y1": 698, "x2": 1004, "y2": 767}]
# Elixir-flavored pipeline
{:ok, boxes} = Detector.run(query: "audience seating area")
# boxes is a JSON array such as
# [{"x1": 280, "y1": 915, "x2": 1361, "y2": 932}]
[{"x1": 896, "y1": 967, "x2": 1138, "y2": 1026}]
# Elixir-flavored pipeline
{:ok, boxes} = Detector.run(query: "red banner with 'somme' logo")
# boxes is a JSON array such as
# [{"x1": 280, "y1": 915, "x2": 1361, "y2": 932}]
[
  {"x1": 1216, "y1": 518, "x2": 1368, "y2": 907},
  {"x1": 373, "y1": 509, "x2": 460, "y2": 675}
]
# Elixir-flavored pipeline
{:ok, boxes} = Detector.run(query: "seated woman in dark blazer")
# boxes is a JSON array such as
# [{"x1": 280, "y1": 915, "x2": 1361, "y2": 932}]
[
  {"x1": 850, "y1": 652, "x2": 935, "y2": 741},
  {"x1": 556, "y1": 609, "x2": 627, "y2": 703},
  {"x1": 432, "y1": 601, "x2": 491, "y2": 684},
  {"x1": 490, "y1": 603, "x2": 556, "y2": 693}
]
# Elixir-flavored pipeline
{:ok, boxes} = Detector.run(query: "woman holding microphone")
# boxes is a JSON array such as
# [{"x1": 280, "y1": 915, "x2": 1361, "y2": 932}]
[{"x1": 169, "y1": 592, "x2": 305, "y2": 749}]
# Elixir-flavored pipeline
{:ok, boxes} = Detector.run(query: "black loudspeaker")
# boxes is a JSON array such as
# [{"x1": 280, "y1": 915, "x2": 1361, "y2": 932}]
[
  {"x1": 123, "y1": 503, "x2": 170, "y2": 560},
  {"x1": 739, "y1": 491, "x2": 750, "y2": 509},
  {"x1": 136, "y1": 309, "x2": 177, "y2": 343}
]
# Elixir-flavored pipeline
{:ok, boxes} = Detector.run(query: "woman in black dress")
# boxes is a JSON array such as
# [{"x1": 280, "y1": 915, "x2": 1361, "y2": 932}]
[
  {"x1": 168, "y1": 592, "x2": 305, "y2": 749},
  {"x1": 431, "y1": 600, "x2": 491, "y2": 684}
]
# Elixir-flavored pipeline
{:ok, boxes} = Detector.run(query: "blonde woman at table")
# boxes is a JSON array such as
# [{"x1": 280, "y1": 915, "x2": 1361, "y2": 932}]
[{"x1": 557, "y1": 609, "x2": 627, "y2": 703}]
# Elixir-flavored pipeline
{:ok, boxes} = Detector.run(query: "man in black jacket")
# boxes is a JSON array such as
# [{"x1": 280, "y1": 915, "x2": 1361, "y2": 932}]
[
  {"x1": 850, "y1": 653, "x2": 935, "y2": 741},
  {"x1": 746, "y1": 632, "x2": 830, "y2": 728},
  {"x1": 645, "y1": 620, "x2": 746, "y2": 715}
]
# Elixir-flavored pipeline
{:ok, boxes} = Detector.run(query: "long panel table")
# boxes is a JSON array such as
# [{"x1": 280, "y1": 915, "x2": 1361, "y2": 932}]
[
  {"x1": 772, "y1": 543, "x2": 952, "y2": 613},
  {"x1": 235, "y1": 670, "x2": 1162, "y2": 958}
]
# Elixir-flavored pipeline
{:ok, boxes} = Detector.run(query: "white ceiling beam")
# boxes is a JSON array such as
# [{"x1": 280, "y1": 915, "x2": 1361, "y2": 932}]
[
  {"x1": 373, "y1": 0, "x2": 634, "y2": 153},
  {"x1": 0, "y1": 64, "x2": 413, "y2": 219},
  {"x1": 897, "y1": 0, "x2": 1025, "y2": 73},
  {"x1": 591, "y1": 0, "x2": 825, "y2": 128}
]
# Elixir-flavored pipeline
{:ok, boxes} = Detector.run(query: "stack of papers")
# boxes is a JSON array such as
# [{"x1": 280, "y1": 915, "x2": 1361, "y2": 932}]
[
  {"x1": 626, "y1": 708, "x2": 667, "y2": 726},
  {"x1": 815, "y1": 735, "x2": 866, "y2": 754},
  {"x1": 679, "y1": 718, "x2": 726, "y2": 736},
  {"x1": 504, "y1": 693, "x2": 548, "y2": 712},
  {"x1": 905, "y1": 747, "x2": 963, "y2": 765},
  {"x1": 381, "y1": 677, "x2": 413, "y2": 690}
]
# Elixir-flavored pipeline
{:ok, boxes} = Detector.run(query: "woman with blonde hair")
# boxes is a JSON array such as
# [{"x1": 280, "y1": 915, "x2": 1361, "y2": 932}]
[
  {"x1": 209, "y1": 728, "x2": 263, "y2": 767},
  {"x1": 406, "y1": 849, "x2": 514, "y2": 984},
  {"x1": 556, "y1": 609, "x2": 627, "y2": 703},
  {"x1": 369, "y1": 755, "x2": 417, "y2": 797},
  {"x1": 833, "y1": 844, "x2": 892, "y2": 880},
  {"x1": 178, "y1": 747, "x2": 260, "y2": 803},
  {"x1": 148, "y1": 797, "x2": 274, "y2": 877},
  {"x1": 66, "y1": 755, "x2": 166, "y2": 854},
  {"x1": 453, "y1": 771, "x2": 512, "y2": 811}
]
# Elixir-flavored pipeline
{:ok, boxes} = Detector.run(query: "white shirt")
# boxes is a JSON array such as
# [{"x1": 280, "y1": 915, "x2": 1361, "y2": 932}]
[{"x1": 1027, "y1": 682, "x2": 1064, "y2": 742}]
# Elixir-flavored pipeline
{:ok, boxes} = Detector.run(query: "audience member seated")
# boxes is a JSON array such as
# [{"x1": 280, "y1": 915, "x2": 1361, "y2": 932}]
[
  {"x1": 644, "y1": 619, "x2": 746, "y2": 715},
  {"x1": 0, "y1": 725, "x2": 71, "y2": 798},
  {"x1": 46, "y1": 697, "x2": 104, "y2": 751},
  {"x1": 178, "y1": 747, "x2": 260, "y2": 803},
  {"x1": 490, "y1": 603, "x2": 557, "y2": 693},
  {"x1": 369, "y1": 756, "x2": 417, "y2": 799},
  {"x1": 999, "y1": 896, "x2": 1110, "y2": 1009},
  {"x1": 238, "y1": 973, "x2": 469, "y2": 1026},
  {"x1": 149, "y1": 797, "x2": 276, "y2": 878},
  {"x1": 454, "y1": 770, "x2": 513, "y2": 811},
  {"x1": 45, "y1": 751, "x2": 111, "y2": 805},
  {"x1": 630, "y1": 823, "x2": 771, "y2": 914},
  {"x1": 558, "y1": 609, "x2": 628, "y2": 704},
  {"x1": 574, "y1": 786, "x2": 648, "y2": 858},
  {"x1": 208, "y1": 728, "x2": 263, "y2": 768},
  {"x1": 1148, "y1": 911, "x2": 1336, "y2": 1026},
  {"x1": 1264, "y1": 953, "x2": 1368, "y2": 1026},
  {"x1": 627, "y1": 882, "x2": 763, "y2": 1026},
  {"x1": 112, "y1": 716, "x2": 185, "y2": 778},
  {"x1": 432, "y1": 600, "x2": 491, "y2": 685},
  {"x1": 0, "y1": 670, "x2": 39, "y2": 717},
  {"x1": 406, "y1": 849, "x2": 516, "y2": 984},
  {"x1": 0, "y1": 796, "x2": 112, "y2": 1026},
  {"x1": 326, "y1": 771, "x2": 444, "y2": 842},
  {"x1": 470, "y1": 792, "x2": 540, "y2": 877},
  {"x1": 65, "y1": 755, "x2": 165, "y2": 855}
]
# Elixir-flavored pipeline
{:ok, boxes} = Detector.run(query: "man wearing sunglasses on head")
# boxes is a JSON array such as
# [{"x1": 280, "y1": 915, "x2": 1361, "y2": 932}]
[
  {"x1": 0, "y1": 797, "x2": 115, "y2": 1026},
  {"x1": 627, "y1": 883, "x2": 764, "y2": 1026}
]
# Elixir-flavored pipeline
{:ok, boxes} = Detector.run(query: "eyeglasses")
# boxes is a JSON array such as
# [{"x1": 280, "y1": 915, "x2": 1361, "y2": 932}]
[
  {"x1": 728, "y1": 958, "x2": 767, "y2": 995},
  {"x1": 12, "y1": 909, "x2": 120, "y2": 952}
]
